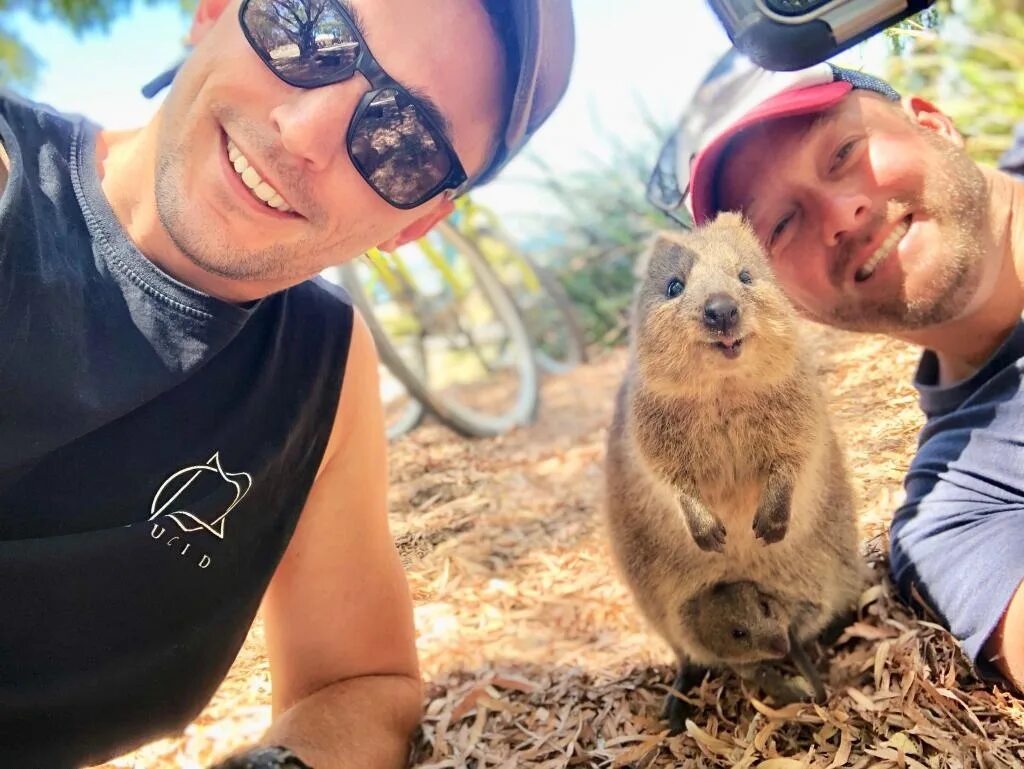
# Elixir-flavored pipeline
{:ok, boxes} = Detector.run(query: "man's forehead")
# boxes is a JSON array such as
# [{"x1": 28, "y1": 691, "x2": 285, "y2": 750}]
[
  {"x1": 715, "y1": 102, "x2": 855, "y2": 218},
  {"x1": 716, "y1": 90, "x2": 906, "y2": 212}
]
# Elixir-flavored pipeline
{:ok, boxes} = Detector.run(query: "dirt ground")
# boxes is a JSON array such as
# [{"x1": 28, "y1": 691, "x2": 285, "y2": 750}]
[{"x1": 103, "y1": 325, "x2": 1024, "y2": 768}]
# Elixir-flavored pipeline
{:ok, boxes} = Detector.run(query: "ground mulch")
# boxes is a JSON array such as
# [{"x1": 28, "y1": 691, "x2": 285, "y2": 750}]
[{"x1": 102, "y1": 325, "x2": 1024, "y2": 769}]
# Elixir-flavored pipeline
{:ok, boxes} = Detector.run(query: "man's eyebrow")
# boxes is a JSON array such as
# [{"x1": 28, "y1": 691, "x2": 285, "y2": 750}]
[
  {"x1": 405, "y1": 86, "x2": 456, "y2": 146},
  {"x1": 803, "y1": 107, "x2": 843, "y2": 139},
  {"x1": 336, "y1": 0, "x2": 369, "y2": 39},
  {"x1": 335, "y1": 0, "x2": 456, "y2": 147},
  {"x1": 729, "y1": 108, "x2": 845, "y2": 221}
]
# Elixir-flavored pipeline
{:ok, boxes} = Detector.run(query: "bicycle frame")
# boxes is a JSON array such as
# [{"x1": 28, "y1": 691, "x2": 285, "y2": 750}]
[
  {"x1": 366, "y1": 238, "x2": 469, "y2": 304},
  {"x1": 452, "y1": 197, "x2": 543, "y2": 294}
]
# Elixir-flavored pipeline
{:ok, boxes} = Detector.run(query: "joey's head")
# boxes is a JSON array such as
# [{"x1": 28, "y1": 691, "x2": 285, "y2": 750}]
[{"x1": 686, "y1": 580, "x2": 792, "y2": 664}]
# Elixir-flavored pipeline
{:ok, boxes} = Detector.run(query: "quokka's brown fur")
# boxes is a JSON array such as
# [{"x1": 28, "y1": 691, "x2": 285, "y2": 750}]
[{"x1": 604, "y1": 213, "x2": 864, "y2": 675}]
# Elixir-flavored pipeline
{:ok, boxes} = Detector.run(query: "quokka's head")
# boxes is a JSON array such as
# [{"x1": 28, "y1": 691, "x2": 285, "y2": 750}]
[
  {"x1": 632, "y1": 213, "x2": 800, "y2": 396},
  {"x1": 686, "y1": 580, "x2": 791, "y2": 665}
]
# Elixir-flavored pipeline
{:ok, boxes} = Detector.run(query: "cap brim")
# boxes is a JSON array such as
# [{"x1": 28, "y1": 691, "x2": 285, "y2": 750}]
[
  {"x1": 472, "y1": 0, "x2": 574, "y2": 187},
  {"x1": 141, "y1": 60, "x2": 184, "y2": 99},
  {"x1": 690, "y1": 79, "x2": 852, "y2": 224}
]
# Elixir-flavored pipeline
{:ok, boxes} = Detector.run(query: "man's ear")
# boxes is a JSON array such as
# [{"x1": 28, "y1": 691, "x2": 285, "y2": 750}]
[
  {"x1": 189, "y1": 0, "x2": 233, "y2": 44},
  {"x1": 901, "y1": 95, "x2": 965, "y2": 148},
  {"x1": 376, "y1": 198, "x2": 456, "y2": 252}
]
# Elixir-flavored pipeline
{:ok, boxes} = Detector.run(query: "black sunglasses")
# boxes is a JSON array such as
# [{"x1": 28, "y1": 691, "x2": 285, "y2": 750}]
[{"x1": 238, "y1": 0, "x2": 469, "y2": 209}]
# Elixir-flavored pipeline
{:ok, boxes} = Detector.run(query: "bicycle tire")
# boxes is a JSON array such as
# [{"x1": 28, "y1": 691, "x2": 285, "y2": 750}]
[
  {"x1": 387, "y1": 405, "x2": 423, "y2": 441},
  {"x1": 323, "y1": 267, "x2": 425, "y2": 442},
  {"x1": 520, "y1": 254, "x2": 589, "y2": 375},
  {"x1": 441, "y1": 219, "x2": 589, "y2": 375},
  {"x1": 336, "y1": 237, "x2": 539, "y2": 439},
  {"x1": 384, "y1": 380, "x2": 425, "y2": 442}
]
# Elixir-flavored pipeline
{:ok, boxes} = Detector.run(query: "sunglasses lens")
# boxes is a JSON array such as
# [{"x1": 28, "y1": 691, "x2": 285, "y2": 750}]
[
  {"x1": 243, "y1": 0, "x2": 360, "y2": 86},
  {"x1": 350, "y1": 88, "x2": 455, "y2": 207}
]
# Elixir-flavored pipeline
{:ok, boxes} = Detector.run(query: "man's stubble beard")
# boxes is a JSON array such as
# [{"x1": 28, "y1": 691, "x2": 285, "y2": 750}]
[
  {"x1": 154, "y1": 141, "x2": 304, "y2": 282},
  {"x1": 825, "y1": 130, "x2": 990, "y2": 334}
]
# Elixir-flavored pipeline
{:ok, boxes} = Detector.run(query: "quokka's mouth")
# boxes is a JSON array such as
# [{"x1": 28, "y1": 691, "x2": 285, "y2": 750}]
[{"x1": 710, "y1": 336, "x2": 744, "y2": 359}]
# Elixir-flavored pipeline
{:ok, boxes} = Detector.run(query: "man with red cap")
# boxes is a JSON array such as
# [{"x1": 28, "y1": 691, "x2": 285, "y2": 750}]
[
  {"x1": 650, "y1": 53, "x2": 1024, "y2": 693},
  {"x1": 0, "y1": 0, "x2": 574, "y2": 766}
]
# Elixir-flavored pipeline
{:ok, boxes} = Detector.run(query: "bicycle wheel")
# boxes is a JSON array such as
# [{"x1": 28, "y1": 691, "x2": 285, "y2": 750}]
[
  {"x1": 336, "y1": 234, "x2": 539, "y2": 438},
  {"x1": 322, "y1": 268, "x2": 425, "y2": 441},
  {"x1": 380, "y1": 369, "x2": 425, "y2": 442},
  {"x1": 439, "y1": 218, "x2": 588, "y2": 375}
]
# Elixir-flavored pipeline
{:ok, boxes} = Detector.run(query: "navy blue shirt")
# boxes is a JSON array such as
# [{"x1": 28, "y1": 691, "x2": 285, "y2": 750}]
[
  {"x1": 889, "y1": 135, "x2": 1024, "y2": 675},
  {"x1": 0, "y1": 91, "x2": 353, "y2": 765}
]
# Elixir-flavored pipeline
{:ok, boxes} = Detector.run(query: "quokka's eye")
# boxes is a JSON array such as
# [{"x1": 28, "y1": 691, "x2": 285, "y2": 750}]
[
  {"x1": 732, "y1": 627, "x2": 748, "y2": 640},
  {"x1": 666, "y1": 277, "x2": 685, "y2": 299},
  {"x1": 739, "y1": 269, "x2": 753, "y2": 285}
]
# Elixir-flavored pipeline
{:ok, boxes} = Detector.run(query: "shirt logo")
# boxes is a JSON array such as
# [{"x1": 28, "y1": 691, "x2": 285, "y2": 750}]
[{"x1": 149, "y1": 451, "x2": 253, "y2": 540}]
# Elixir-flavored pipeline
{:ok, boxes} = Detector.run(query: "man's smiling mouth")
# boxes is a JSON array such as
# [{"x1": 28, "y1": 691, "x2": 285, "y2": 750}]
[
  {"x1": 226, "y1": 137, "x2": 294, "y2": 214},
  {"x1": 855, "y1": 216, "x2": 911, "y2": 282}
]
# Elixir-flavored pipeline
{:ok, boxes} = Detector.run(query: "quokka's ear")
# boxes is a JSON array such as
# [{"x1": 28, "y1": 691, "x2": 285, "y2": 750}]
[
  {"x1": 637, "y1": 230, "x2": 692, "y2": 280},
  {"x1": 709, "y1": 210, "x2": 768, "y2": 259},
  {"x1": 711, "y1": 210, "x2": 746, "y2": 229}
]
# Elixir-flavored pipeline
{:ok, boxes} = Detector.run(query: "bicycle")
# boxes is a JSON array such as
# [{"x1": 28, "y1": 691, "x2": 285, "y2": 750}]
[
  {"x1": 448, "y1": 197, "x2": 589, "y2": 375},
  {"x1": 333, "y1": 219, "x2": 540, "y2": 439}
]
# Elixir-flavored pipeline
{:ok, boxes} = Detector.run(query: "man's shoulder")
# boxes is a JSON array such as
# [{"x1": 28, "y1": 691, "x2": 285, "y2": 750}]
[
  {"x1": 998, "y1": 122, "x2": 1024, "y2": 179},
  {"x1": 0, "y1": 89, "x2": 91, "y2": 198},
  {"x1": 905, "y1": 322, "x2": 1024, "y2": 506},
  {"x1": 274, "y1": 276, "x2": 357, "y2": 376},
  {"x1": 303, "y1": 274, "x2": 353, "y2": 306},
  {"x1": 281, "y1": 274, "x2": 354, "y2": 337},
  {"x1": 0, "y1": 88, "x2": 85, "y2": 134}
]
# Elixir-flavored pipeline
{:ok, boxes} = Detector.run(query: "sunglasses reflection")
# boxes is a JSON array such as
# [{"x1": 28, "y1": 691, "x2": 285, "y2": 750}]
[
  {"x1": 352, "y1": 91, "x2": 449, "y2": 206},
  {"x1": 246, "y1": 0, "x2": 359, "y2": 79}
]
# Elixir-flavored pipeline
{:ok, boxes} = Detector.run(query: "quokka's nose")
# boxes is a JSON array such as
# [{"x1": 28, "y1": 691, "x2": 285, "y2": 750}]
[
  {"x1": 703, "y1": 293, "x2": 740, "y2": 334},
  {"x1": 769, "y1": 634, "x2": 790, "y2": 657}
]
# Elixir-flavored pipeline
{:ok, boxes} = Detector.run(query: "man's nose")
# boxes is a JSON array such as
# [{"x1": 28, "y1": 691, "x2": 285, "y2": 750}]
[
  {"x1": 269, "y1": 81, "x2": 363, "y2": 173},
  {"x1": 820, "y1": 191, "x2": 871, "y2": 247}
]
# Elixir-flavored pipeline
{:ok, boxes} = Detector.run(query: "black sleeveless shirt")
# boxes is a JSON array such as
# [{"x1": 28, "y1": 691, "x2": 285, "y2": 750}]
[{"x1": 0, "y1": 91, "x2": 354, "y2": 766}]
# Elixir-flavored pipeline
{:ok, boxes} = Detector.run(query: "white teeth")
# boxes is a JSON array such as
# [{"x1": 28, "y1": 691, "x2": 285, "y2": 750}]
[
  {"x1": 225, "y1": 137, "x2": 292, "y2": 213},
  {"x1": 856, "y1": 219, "x2": 909, "y2": 281},
  {"x1": 241, "y1": 166, "x2": 261, "y2": 188},
  {"x1": 253, "y1": 181, "x2": 277, "y2": 202}
]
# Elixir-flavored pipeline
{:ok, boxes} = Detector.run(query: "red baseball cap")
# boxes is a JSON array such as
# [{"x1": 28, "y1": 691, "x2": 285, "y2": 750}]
[{"x1": 648, "y1": 52, "x2": 900, "y2": 227}]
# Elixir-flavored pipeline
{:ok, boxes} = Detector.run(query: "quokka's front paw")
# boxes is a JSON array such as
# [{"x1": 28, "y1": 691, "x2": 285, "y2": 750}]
[
  {"x1": 759, "y1": 670, "x2": 816, "y2": 705},
  {"x1": 689, "y1": 515, "x2": 728, "y2": 552},
  {"x1": 752, "y1": 507, "x2": 789, "y2": 544}
]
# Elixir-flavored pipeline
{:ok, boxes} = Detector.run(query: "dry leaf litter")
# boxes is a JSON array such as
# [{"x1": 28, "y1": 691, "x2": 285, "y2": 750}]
[{"x1": 100, "y1": 325, "x2": 1024, "y2": 769}]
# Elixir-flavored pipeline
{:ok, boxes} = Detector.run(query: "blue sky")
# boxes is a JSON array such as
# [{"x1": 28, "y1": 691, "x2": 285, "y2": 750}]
[{"x1": 8, "y1": 1, "x2": 886, "y2": 221}]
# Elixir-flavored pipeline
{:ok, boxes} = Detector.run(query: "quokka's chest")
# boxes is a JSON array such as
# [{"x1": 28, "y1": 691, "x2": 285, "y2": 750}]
[{"x1": 678, "y1": 406, "x2": 783, "y2": 473}]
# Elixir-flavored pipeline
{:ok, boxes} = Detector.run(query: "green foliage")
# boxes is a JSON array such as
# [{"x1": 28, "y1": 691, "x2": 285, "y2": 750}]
[
  {"x1": 0, "y1": 25, "x2": 40, "y2": 88},
  {"x1": 883, "y1": 0, "x2": 1024, "y2": 165},
  {"x1": 0, "y1": 0, "x2": 193, "y2": 89},
  {"x1": 528, "y1": 108, "x2": 681, "y2": 347}
]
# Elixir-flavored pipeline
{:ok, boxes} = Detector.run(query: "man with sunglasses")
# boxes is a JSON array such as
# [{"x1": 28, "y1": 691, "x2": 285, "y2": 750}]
[
  {"x1": 0, "y1": 0, "x2": 573, "y2": 766},
  {"x1": 649, "y1": 54, "x2": 1024, "y2": 695}
]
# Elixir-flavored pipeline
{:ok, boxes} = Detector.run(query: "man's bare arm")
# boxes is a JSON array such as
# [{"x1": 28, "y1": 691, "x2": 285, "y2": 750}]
[{"x1": 249, "y1": 310, "x2": 422, "y2": 767}]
